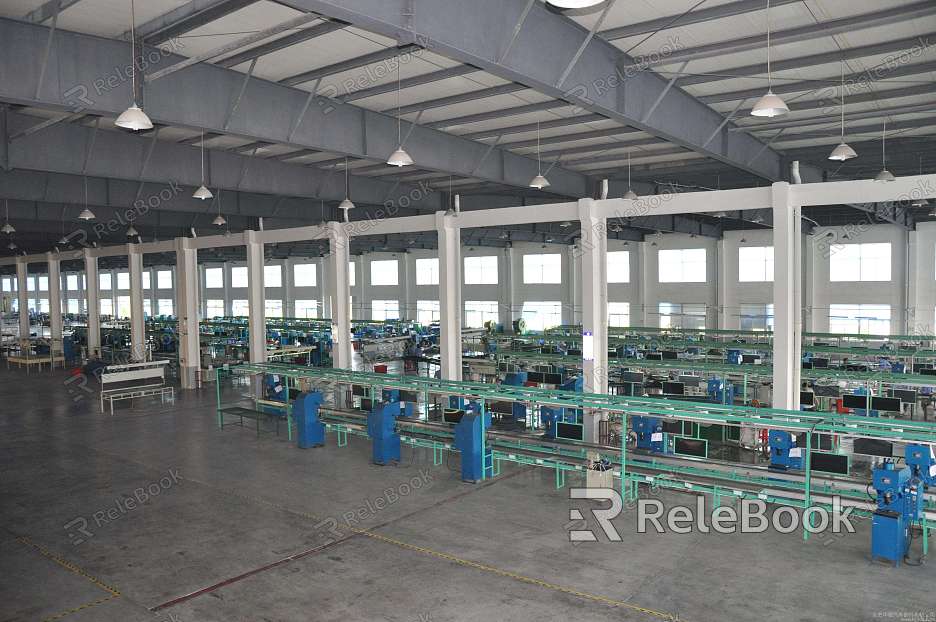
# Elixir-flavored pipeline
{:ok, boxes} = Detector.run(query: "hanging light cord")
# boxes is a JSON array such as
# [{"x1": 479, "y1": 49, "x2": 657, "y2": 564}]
[
  {"x1": 201, "y1": 132, "x2": 205, "y2": 184},
  {"x1": 882, "y1": 119, "x2": 887, "y2": 168},
  {"x1": 765, "y1": 0, "x2": 772, "y2": 89},
  {"x1": 130, "y1": 0, "x2": 137, "y2": 104},
  {"x1": 397, "y1": 55, "x2": 402, "y2": 145},
  {"x1": 536, "y1": 121, "x2": 542, "y2": 175},
  {"x1": 627, "y1": 152, "x2": 632, "y2": 189},
  {"x1": 840, "y1": 61, "x2": 846, "y2": 138}
]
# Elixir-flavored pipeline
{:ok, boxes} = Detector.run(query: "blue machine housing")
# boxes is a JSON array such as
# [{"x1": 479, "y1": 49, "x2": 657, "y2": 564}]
[
  {"x1": 382, "y1": 388, "x2": 415, "y2": 418},
  {"x1": 294, "y1": 391, "x2": 325, "y2": 448},
  {"x1": 503, "y1": 372, "x2": 528, "y2": 422},
  {"x1": 367, "y1": 402, "x2": 401, "y2": 465},
  {"x1": 871, "y1": 460, "x2": 924, "y2": 565},
  {"x1": 540, "y1": 376, "x2": 582, "y2": 438},
  {"x1": 767, "y1": 430, "x2": 803, "y2": 470},
  {"x1": 905, "y1": 444, "x2": 936, "y2": 486},
  {"x1": 454, "y1": 411, "x2": 492, "y2": 482},
  {"x1": 707, "y1": 378, "x2": 735, "y2": 405},
  {"x1": 631, "y1": 416, "x2": 663, "y2": 452}
]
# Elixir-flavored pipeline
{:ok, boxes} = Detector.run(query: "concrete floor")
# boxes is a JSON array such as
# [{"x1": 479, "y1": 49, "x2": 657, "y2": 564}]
[{"x1": 1, "y1": 369, "x2": 934, "y2": 622}]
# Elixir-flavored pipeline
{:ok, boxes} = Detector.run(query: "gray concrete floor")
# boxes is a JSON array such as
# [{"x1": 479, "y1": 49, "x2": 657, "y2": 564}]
[{"x1": 1, "y1": 369, "x2": 934, "y2": 622}]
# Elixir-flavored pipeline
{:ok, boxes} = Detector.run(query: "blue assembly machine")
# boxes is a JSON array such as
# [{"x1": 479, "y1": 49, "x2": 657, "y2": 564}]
[
  {"x1": 367, "y1": 401, "x2": 402, "y2": 465},
  {"x1": 454, "y1": 410, "x2": 492, "y2": 482},
  {"x1": 871, "y1": 459, "x2": 923, "y2": 565},
  {"x1": 294, "y1": 391, "x2": 325, "y2": 448},
  {"x1": 767, "y1": 430, "x2": 803, "y2": 471}
]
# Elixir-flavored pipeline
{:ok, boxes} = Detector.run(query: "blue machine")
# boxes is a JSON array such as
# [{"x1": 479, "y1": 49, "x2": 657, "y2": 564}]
[
  {"x1": 366, "y1": 402, "x2": 401, "y2": 465},
  {"x1": 294, "y1": 391, "x2": 325, "y2": 448},
  {"x1": 453, "y1": 410, "x2": 492, "y2": 482},
  {"x1": 539, "y1": 376, "x2": 582, "y2": 438},
  {"x1": 260, "y1": 374, "x2": 288, "y2": 415},
  {"x1": 382, "y1": 389, "x2": 415, "y2": 418},
  {"x1": 726, "y1": 349, "x2": 743, "y2": 365},
  {"x1": 631, "y1": 416, "x2": 663, "y2": 452},
  {"x1": 871, "y1": 459, "x2": 924, "y2": 565},
  {"x1": 905, "y1": 444, "x2": 936, "y2": 487},
  {"x1": 767, "y1": 430, "x2": 802, "y2": 470},
  {"x1": 503, "y1": 372, "x2": 528, "y2": 422},
  {"x1": 707, "y1": 378, "x2": 735, "y2": 405}
]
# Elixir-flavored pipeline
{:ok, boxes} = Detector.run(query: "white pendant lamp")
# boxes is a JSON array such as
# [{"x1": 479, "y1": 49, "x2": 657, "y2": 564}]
[
  {"x1": 911, "y1": 157, "x2": 931, "y2": 207},
  {"x1": 78, "y1": 177, "x2": 96, "y2": 220},
  {"x1": 212, "y1": 188, "x2": 227, "y2": 226},
  {"x1": 624, "y1": 151, "x2": 638, "y2": 199},
  {"x1": 529, "y1": 121, "x2": 550, "y2": 189},
  {"x1": 387, "y1": 55, "x2": 413, "y2": 167},
  {"x1": 193, "y1": 132, "x2": 214, "y2": 200},
  {"x1": 751, "y1": 0, "x2": 789, "y2": 118},
  {"x1": 547, "y1": 0, "x2": 605, "y2": 8},
  {"x1": 115, "y1": 0, "x2": 154, "y2": 131},
  {"x1": 126, "y1": 224, "x2": 139, "y2": 237},
  {"x1": 828, "y1": 61, "x2": 857, "y2": 161},
  {"x1": 874, "y1": 119, "x2": 896, "y2": 182},
  {"x1": 339, "y1": 157, "x2": 355, "y2": 220},
  {"x1": 1, "y1": 200, "x2": 14, "y2": 234}
]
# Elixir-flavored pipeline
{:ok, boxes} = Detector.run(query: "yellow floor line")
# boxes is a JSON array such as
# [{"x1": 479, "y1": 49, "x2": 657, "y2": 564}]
[
  {"x1": 41, "y1": 594, "x2": 119, "y2": 622},
  {"x1": 17, "y1": 536, "x2": 122, "y2": 596}
]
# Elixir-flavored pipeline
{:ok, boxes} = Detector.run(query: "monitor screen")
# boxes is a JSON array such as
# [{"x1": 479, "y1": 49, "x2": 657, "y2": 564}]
[
  {"x1": 399, "y1": 390, "x2": 419, "y2": 403},
  {"x1": 544, "y1": 373, "x2": 563, "y2": 385},
  {"x1": 352, "y1": 384, "x2": 368, "y2": 397},
  {"x1": 842, "y1": 394, "x2": 871, "y2": 409},
  {"x1": 567, "y1": 349, "x2": 582, "y2": 356},
  {"x1": 621, "y1": 371, "x2": 644, "y2": 383},
  {"x1": 674, "y1": 437, "x2": 707, "y2": 458},
  {"x1": 678, "y1": 375, "x2": 701, "y2": 387},
  {"x1": 812, "y1": 358, "x2": 829, "y2": 369},
  {"x1": 889, "y1": 389, "x2": 917, "y2": 404},
  {"x1": 661, "y1": 351, "x2": 678, "y2": 360},
  {"x1": 360, "y1": 398, "x2": 373, "y2": 411},
  {"x1": 802, "y1": 362, "x2": 813, "y2": 370},
  {"x1": 490, "y1": 401, "x2": 514, "y2": 414},
  {"x1": 662, "y1": 419, "x2": 683, "y2": 434},
  {"x1": 796, "y1": 433, "x2": 832, "y2": 451},
  {"x1": 853, "y1": 438, "x2": 894, "y2": 458},
  {"x1": 663, "y1": 382, "x2": 685, "y2": 395},
  {"x1": 526, "y1": 371, "x2": 545, "y2": 383},
  {"x1": 741, "y1": 354, "x2": 759, "y2": 364},
  {"x1": 922, "y1": 368, "x2": 936, "y2": 376},
  {"x1": 443, "y1": 409, "x2": 464, "y2": 424},
  {"x1": 799, "y1": 391, "x2": 815, "y2": 406},
  {"x1": 813, "y1": 385, "x2": 840, "y2": 398},
  {"x1": 556, "y1": 422, "x2": 584, "y2": 441},
  {"x1": 871, "y1": 396, "x2": 902, "y2": 412},
  {"x1": 645, "y1": 352, "x2": 663, "y2": 361},
  {"x1": 810, "y1": 452, "x2": 849, "y2": 475}
]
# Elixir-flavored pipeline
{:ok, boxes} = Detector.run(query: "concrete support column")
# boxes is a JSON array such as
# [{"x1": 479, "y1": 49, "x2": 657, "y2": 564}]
[
  {"x1": 283, "y1": 258, "x2": 293, "y2": 317},
  {"x1": 561, "y1": 244, "x2": 575, "y2": 326},
  {"x1": 83, "y1": 249, "x2": 100, "y2": 358},
  {"x1": 245, "y1": 231, "x2": 266, "y2": 364},
  {"x1": 500, "y1": 245, "x2": 515, "y2": 331},
  {"x1": 578, "y1": 198, "x2": 608, "y2": 444},
  {"x1": 46, "y1": 252, "x2": 63, "y2": 352},
  {"x1": 772, "y1": 182, "x2": 802, "y2": 410},
  {"x1": 15, "y1": 258, "x2": 28, "y2": 343},
  {"x1": 127, "y1": 244, "x2": 145, "y2": 361},
  {"x1": 716, "y1": 239, "x2": 729, "y2": 329},
  {"x1": 327, "y1": 221, "x2": 352, "y2": 369},
  {"x1": 637, "y1": 241, "x2": 651, "y2": 326},
  {"x1": 436, "y1": 211, "x2": 462, "y2": 380},
  {"x1": 175, "y1": 238, "x2": 200, "y2": 388},
  {"x1": 401, "y1": 252, "x2": 414, "y2": 320},
  {"x1": 318, "y1": 256, "x2": 329, "y2": 320},
  {"x1": 571, "y1": 243, "x2": 582, "y2": 326}
]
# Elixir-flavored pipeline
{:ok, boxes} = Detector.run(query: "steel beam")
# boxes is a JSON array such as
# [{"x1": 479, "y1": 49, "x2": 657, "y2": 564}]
[
  {"x1": 137, "y1": 0, "x2": 258, "y2": 44},
  {"x1": 24, "y1": 0, "x2": 86, "y2": 24},
  {"x1": 0, "y1": 18, "x2": 587, "y2": 198},
  {"x1": 217, "y1": 20, "x2": 346, "y2": 68},
  {"x1": 391, "y1": 83, "x2": 527, "y2": 116},
  {"x1": 273, "y1": 0, "x2": 782, "y2": 180},
  {"x1": 281, "y1": 44, "x2": 418, "y2": 87},
  {"x1": 462, "y1": 115, "x2": 612, "y2": 141},
  {"x1": 425, "y1": 100, "x2": 567, "y2": 130},
  {"x1": 634, "y1": 1, "x2": 936, "y2": 68},
  {"x1": 338, "y1": 65, "x2": 478, "y2": 102}
]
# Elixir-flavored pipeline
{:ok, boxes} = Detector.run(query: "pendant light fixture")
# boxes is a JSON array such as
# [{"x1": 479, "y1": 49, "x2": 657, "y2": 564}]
[
  {"x1": 7, "y1": 241, "x2": 16, "y2": 251},
  {"x1": 828, "y1": 61, "x2": 857, "y2": 161},
  {"x1": 624, "y1": 152, "x2": 638, "y2": 199},
  {"x1": 546, "y1": 0, "x2": 605, "y2": 8},
  {"x1": 78, "y1": 177, "x2": 96, "y2": 220},
  {"x1": 126, "y1": 224, "x2": 139, "y2": 237},
  {"x1": 339, "y1": 157, "x2": 355, "y2": 220},
  {"x1": 529, "y1": 121, "x2": 550, "y2": 189},
  {"x1": 874, "y1": 119, "x2": 896, "y2": 182},
  {"x1": 115, "y1": 0, "x2": 154, "y2": 131},
  {"x1": 911, "y1": 157, "x2": 931, "y2": 207},
  {"x1": 386, "y1": 54, "x2": 413, "y2": 167},
  {"x1": 751, "y1": 0, "x2": 789, "y2": 118},
  {"x1": 1, "y1": 200, "x2": 14, "y2": 234},
  {"x1": 212, "y1": 188, "x2": 227, "y2": 226},
  {"x1": 193, "y1": 133, "x2": 214, "y2": 200}
]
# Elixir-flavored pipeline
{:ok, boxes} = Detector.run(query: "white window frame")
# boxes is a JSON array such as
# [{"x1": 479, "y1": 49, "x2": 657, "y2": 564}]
[
  {"x1": 658, "y1": 248, "x2": 707, "y2": 283},
  {"x1": 415, "y1": 258, "x2": 439, "y2": 285},
  {"x1": 464, "y1": 256, "x2": 498, "y2": 285},
  {"x1": 370, "y1": 260, "x2": 399, "y2": 286},
  {"x1": 522, "y1": 253, "x2": 562, "y2": 284},
  {"x1": 607, "y1": 251, "x2": 630, "y2": 284},
  {"x1": 738, "y1": 246, "x2": 774, "y2": 282}
]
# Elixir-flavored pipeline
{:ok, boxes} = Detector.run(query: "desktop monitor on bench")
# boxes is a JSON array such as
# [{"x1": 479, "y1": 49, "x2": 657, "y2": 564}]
[
  {"x1": 663, "y1": 382, "x2": 685, "y2": 395},
  {"x1": 645, "y1": 352, "x2": 663, "y2": 361},
  {"x1": 799, "y1": 391, "x2": 815, "y2": 406},
  {"x1": 661, "y1": 350, "x2": 678, "y2": 361},
  {"x1": 556, "y1": 422, "x2": 584, "y2": 441},
  {"x1": 443, "y1": 409, "x2": 465, "y2": 424}
]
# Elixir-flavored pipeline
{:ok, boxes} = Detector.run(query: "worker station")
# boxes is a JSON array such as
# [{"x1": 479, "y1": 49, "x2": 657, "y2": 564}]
[{"x1": 2, "y1": 0, "x2": 936, "y2": 620}]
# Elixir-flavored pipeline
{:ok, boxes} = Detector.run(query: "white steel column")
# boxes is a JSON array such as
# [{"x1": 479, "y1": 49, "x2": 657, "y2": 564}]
[
  {"x1": 772, "y1": 182, "x2": 802, "y2": 410},
  {"x1": 282, "y1": 258, "x2": 294, "y2": 317},
  {"x1": 716, "y1": 239, "x2": 729, "y2": 329},
  {"x1": 578, "y1": 198, "x2": 608, "y2": 444},
  {"x1": 327, "y1": 221, "x2": 352, "y2": 369},
  {"x1": 15, "y1": 257, "x2": 28, "y2": 343},
  {"x1": 83, "y1": 249, "x2": 100, "y2": 357},
  {"x1": 637, "y1": 241, "x2": 651, "y2": 326},
  {"x1": 245, "y1": 231, "x2": 266, "y2": 364},
  {"x1": 436, "y1": 211, "x2": 462, "y2": 380},
  {"x1": 175, "y1": 238, "x2": 200, "y2": 388},
  {"x1": 46, "y1": 252, "x2": 63, "y2": 354},
  {"x1": 127, "y1": 244, "x2": 145, "y2": 361}
]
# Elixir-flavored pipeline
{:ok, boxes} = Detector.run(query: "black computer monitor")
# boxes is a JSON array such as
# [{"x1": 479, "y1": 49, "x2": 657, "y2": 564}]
[
  {"x1": 674, "y1": 437, "x2": 707, "y2": 458},
  {"x1": 544, "y1": 373, "x2": 563, "y2": 385},
  {"x1": 802, "y1": 361, "x2": 813, "y2": 370},
  {"x1": 443, "y1": 409, "x2": 465, "y2": 424},
  {"x1": 526, "y1": 371, "x2": 545, "y2": 383},
  {"x1": 799, "y1": 391, "x2": 815, "y2": 406},
  {"x1": 361, "y1": 398, "x2": 373, "y2": 411},
  {"x1": 871, "y1": 396, "x2": 902, "y2": 412},
  {"x1": 853, "y1": 438, "x2": 894, "y2": 458},
  {"x1": 399, "y1": 390, "x2": 419, "y2": 403},
  {"x1": 812, "y1": 358, "x2": 829, "y2": 369},
  {"x1": 796, "y1": 432, "x2": 832, "y2": 451},
  {"x1": 842, "y1": 394, "x2": 871, "y2": 409},
  {"x1": 810, "y1": 452, "x2": 849, "y2": 475},
  {"x1": 621, "y1": 371, "x2": 644, "y2": 383},
  {"x1": 645, "y1": 352, "x2": 663, "y2": 361},
  {"x1": 813, "y1": 385, "x2": 840, "y2": 398},
  {"x1": 922, "y1": 368, "x2": 936, "y2": 377},
  {"x1": 568, "y1": 349, "x2": 582, "y2": 356},
  {"x1": 662, "y1": 350, "x2": 678, "y2": 361},
  {"x1": 663, "y1": 382, "x2": 685, "y2": 395},
  {"x1": 490, "y1": 401, "x2": 514, "y2": 415},
  {"x1": 742, "y1": 354, "x2": 759, "y2": 364},
  {"x1": 352, "y1": 384, "x2": 368, "y2": 397},
  {"x1": 556, "y1": 422, "x2": 584, "y2": 441},
  {"x1": 889, "y1": 389, "x2": 917, "y2": 404},
  {"x1": 678, "y1": 375, "x2": 701, "y2": 387},
  {"x1": 662, "y1": 419, "x2": 683, "y2": 434}
]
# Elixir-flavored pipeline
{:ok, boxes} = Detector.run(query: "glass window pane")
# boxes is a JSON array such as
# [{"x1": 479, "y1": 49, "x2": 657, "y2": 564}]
[
  {"x1": 157, "y1": 270, "x2": 172, "y2": 289},
  {"x1": 293, "y1": 263, "x2": 316, "y2": 287},
  {"x1": 371, "y1": 299, "x2": 399, "y2": 320},
  {"x1": 231, "y1": 267, "x2": 248, "y2": 288},
  {"x1": 205, "y1": 267, "x2": 224, "y2": 289},
  {"x1": 464, "y1": 301, "x2": 499, "y2": 328},
  {"x1": 264, "y1": 265, "x2": 282, "y2": 288},
  {"x1": 370, "y1": 260, "x2": 399, "y2": 286},
  {"x1": 607, "y1": 251, "x2": 629, "y2": 283},
  {"x1": 415, "y1": 258, "x2": 439, "y2": 285},
  {"x1": 265, "y1": 299, "x2": 283, "y2": 317},
  {"x1": 232, "y1": 299, "x2": 249, "y2": 315},
  {"x1": 416, "y1": 300, "x2": 440, "y2": 325},
  {"x1": 117, "y1": 272, "x2": 130, "y2": 290},
  {"x1": 464, "y1": 256, "x2": 498, "y2": 284},
  {"x1": 295, "y1": 299, "x2": 318, "y2": 318},
  {"x1": 157, "y1": 299, "x2": 174, "y2": 316},
  {"x1": 522, "y1": 254, "x2": 562, "y2": 284},
  {"x1": 608, "y1": 302, "x2": 630, "y2": 327},
  {"x1": 206, "y1": 299, "x2": 225, "y2": 318}
]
